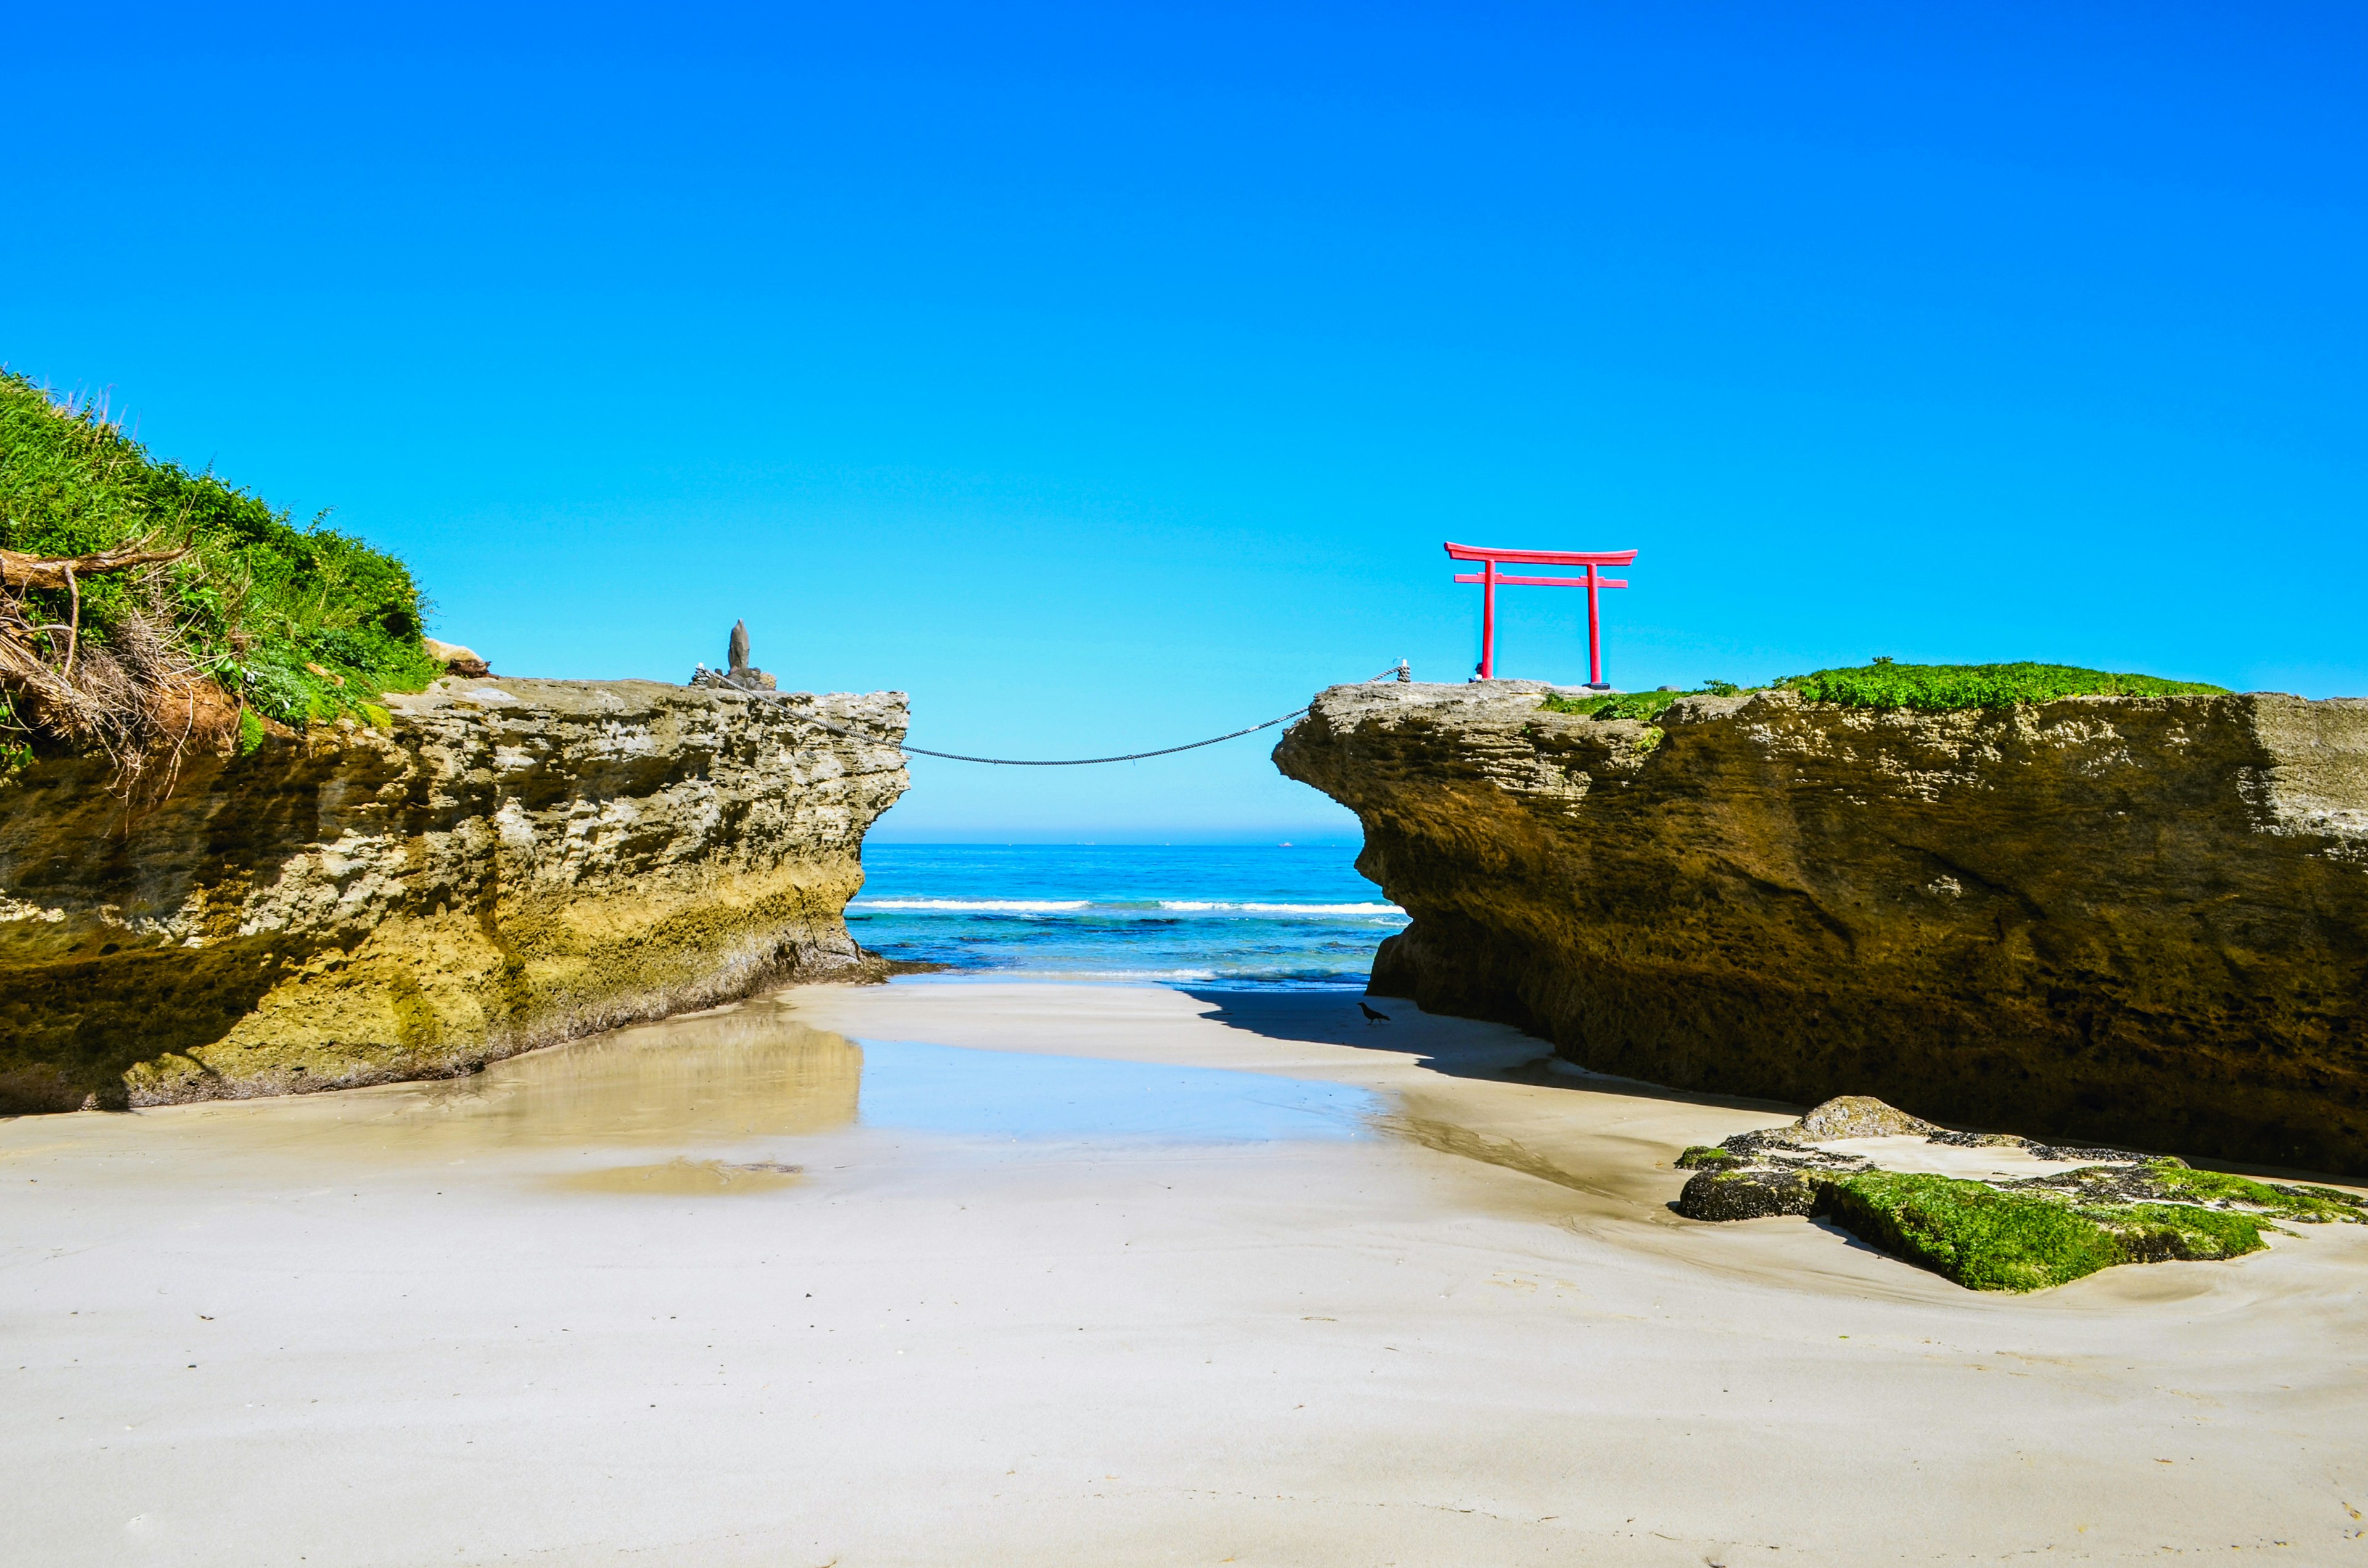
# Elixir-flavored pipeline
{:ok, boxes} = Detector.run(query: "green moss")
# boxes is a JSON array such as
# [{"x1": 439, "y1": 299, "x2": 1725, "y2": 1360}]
[
  {"x1": 1818, "y1": 1170, "x2": 2279, "y2": 1291},
  {"x1": 2089, "y1": 1202, "x2": 2267, "y2": 1263},
  {"x1": 1537, "y1": 660, "x2": 2227, "y2": 725},
  {"x1": 2133, "y1": 1159, "x2": 2364, "y2": 1223},
  {"x1": 0, "y1": 370, "x2": 440, "y2": 732},
  {"x1": 1675, "y1": 1144, "x2": 1740, "y2": 1169},
  {"x1": 1589, "y1": 690, "x2": 1683, "y2": 721},
  {"x1": 1822, "y1": 1172, "x2": 2123, "y2": 1292},
  {"x1": 1774, "y1": 659, "x2": 2226, "y2": 711},
  {"x1": 235, "y1": 707, "x2": 268, "y2": 755},
  {"x1": 0, "y1": 694, "x2": 29, "y2": 771},
  {"x1": 1539, "y1": 681, "x2": 1740, "y2": 720},
  {"x1": 384, "y1": 971, "x2": 442, "y2": 1058},
  {"x1": 1539, "y1": 689, "x2": 1674, "y2": 720}
]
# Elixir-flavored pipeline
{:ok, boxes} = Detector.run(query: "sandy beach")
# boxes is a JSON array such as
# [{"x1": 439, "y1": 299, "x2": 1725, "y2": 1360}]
[{"x1": 6, "y1": 979, "x2": 2366, "y2": 1565}]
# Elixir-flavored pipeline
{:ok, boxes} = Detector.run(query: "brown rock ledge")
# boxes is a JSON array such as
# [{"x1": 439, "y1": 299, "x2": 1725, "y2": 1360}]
[
  {"x1": 1273, "y1": 680, "x2": 2368, "y2": 1172},
  {"x1": 0, "y1": 677, "x2": 908, "y2": 1110}
]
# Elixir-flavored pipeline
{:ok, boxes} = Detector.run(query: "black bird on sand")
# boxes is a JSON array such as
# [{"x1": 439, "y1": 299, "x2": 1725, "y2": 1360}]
[{"x1": 1359, "y1": 1003, "x2": 1391, "y2": 1025}]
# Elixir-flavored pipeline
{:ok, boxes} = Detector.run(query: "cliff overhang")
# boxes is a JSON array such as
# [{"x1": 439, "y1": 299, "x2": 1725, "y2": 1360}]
[
  {"x1": 1, "y1": 677, "x2": 909, "y2": 1110},
  {"x1": 1275, "y1": 681, "x2": 2368, "y2": 1173}
]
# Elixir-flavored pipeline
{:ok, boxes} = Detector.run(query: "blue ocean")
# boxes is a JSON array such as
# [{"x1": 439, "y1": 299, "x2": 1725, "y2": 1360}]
[{"x1": 847, "y1": 843, "x2": 1407, "y2": 988}]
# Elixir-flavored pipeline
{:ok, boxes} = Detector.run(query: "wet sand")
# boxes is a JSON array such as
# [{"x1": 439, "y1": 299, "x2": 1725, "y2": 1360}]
[{"x1": 5, "y1": 980, "x2": 2366, "y2": 1565}]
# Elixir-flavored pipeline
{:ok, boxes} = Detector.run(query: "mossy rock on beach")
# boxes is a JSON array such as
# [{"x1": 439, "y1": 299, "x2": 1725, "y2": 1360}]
[
  {"x1": 1793, "y1": 1094, "x2": 1939, "y2": 1139},
  {"x1": 1680, "y1": 1165, "x2": 2272, "y2": 1291},
  {"x1": 1817, "y1": 1172, "x2": 2266, "y2": 1293},
  {"x1": 1679, "y1": 1166, "x2": 1821, "y2": 1221},
  {"x1": 2097, "y1": 1159, "x2": 2366, "y2": 1223},
  {"x1": 1669, "y1": 1096, "x2": 2366, "y2": 1292}
]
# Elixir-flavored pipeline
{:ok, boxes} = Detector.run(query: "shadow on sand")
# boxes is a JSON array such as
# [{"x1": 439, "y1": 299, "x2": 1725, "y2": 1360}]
[
  {"x1": 1177, "y1": 985, "x2": 1815, "y2": 1215},
  {"x1": 1175, "y1": 985, "x2": 1805, "y2": 1119},
  {"x1": 1179, "y1": 987, "x2": 2364, "y2": 1191}
]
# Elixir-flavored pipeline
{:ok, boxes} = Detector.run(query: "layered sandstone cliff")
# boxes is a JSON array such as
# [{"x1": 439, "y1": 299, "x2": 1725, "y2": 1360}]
[
  {"x1": 1275, "y1": 681, "x2": 2368, "y2": 1172},
  {"x1": 0, "y1": 678, "x2": 908, "y2": 1110}
]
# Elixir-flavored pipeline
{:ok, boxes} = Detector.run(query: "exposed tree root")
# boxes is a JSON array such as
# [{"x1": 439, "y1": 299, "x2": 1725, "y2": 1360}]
[{"x1": 0, "y1": 540, "x2": 236, "y2": 797}]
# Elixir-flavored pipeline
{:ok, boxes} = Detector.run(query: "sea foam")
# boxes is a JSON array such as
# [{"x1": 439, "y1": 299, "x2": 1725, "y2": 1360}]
[
  {"x1": 850, "y1": 845, "x2": 1408, "y2": 990},
  {"x1": 1157, "y1": 900, "x2": 1405, "y2": 915},
  {"x1": 852, "y1": 898, "x2": 1092, "y2": 912}
]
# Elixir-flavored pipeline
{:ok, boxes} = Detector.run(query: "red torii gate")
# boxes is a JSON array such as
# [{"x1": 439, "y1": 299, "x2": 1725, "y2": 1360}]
[{"x1": 1445, "y1": 541, "x2": 1638, "y2": 689}]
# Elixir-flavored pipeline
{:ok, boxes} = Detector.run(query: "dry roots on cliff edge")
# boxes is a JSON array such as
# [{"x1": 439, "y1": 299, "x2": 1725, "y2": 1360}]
[{"x1": 0, "y1": 540, "x2": 237, "y2": 791}]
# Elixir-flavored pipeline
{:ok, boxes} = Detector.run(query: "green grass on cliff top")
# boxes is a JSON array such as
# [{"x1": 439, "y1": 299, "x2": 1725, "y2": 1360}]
[
  {"x1": 1778, "y1": 659, "x2": 2227, "y2": 709},
  {"x1": 1542, "y1": 659, "x2": 2226, "y2": 720},
  {"x1": 1539, "y1": 681, "x2": 1738, "y2": 721},
  {"x1": 1, "y1": 369, "x2": 438, "y2": 736}
]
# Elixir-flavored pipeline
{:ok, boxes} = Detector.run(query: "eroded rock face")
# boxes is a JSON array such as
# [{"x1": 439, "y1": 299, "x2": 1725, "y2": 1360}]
[
  {"x1": 1273, "y1": 681, "x2": 2368, "y2": 1172},
  {"x1": 0, "y1": 678, "x2": 908, "y2": 1110}
]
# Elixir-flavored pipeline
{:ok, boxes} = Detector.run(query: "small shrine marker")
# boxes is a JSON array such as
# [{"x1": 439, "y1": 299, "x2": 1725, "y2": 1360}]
[{"x1": 1444, "y1": 541, "x2": 1638, "y2": 689}]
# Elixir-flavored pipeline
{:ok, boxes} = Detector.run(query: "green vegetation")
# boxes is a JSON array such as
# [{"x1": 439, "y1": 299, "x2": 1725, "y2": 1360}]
[
  {"x1": 2122, "y1": 1159, "x2": 2365, "y2": 1223},
  {"x1": 0, "y1": 694, "x2": 28, "y2": 771},
  {"x1": 1681, "y1": 1151, "x2": 2354, "y2": 1291},
  {"x1": 1539, "y1": 689, "x2": 1674, "y2": 720},
  {"x1": 1540, "y1": 659, "x2": 2227, "y2": 724},
  {"x1": 0, "y1": 370, "x2": 438, "y2": 764},
  {"x1": 1539, "y1": 679, "x2": 1738, "y2": 720},
  {"x1": 1674, "y1": 1101, "x2": 2348, "y2": 1292},
  {"x1": 1819, "y1": 1171, "x2": 2266, "y2": 1292},
  {"x1": 1773, "y1": 658, "x2": 2226, "y2": 710},
  {"x1": 2100, "y1": 1202, "x2": 2272, "y2": 1265},
  {"x1": 1825, "y1": 1172, "x2": 2113, "y2": 1293}
]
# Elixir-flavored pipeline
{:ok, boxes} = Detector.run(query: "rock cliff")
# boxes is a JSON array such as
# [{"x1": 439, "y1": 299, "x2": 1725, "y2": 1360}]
[
  {"x1": 0, "y1": 678, "x2": 908, "y2": 1110},
  {"x1": 1275, "y1": 681, "x2": 2368, "y2": 1173}
]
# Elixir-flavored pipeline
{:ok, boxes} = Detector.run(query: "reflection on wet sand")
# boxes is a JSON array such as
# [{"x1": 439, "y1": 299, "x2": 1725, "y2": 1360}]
[
  {"x1": 138, "y1": 991, "x2": 1384, "y2": 1191},
  {"x1": 397, "y1": 1000, "x2": 863, "y2": 1149},
  {"x1": 553, "y1": 1156, "x2": 807, "y2": 1194}
]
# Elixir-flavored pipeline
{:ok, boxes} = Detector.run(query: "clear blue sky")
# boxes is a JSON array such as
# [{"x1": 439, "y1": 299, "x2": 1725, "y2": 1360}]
[{"x1": 8, "y1": 3, "x2": 2362, "y2": 840}]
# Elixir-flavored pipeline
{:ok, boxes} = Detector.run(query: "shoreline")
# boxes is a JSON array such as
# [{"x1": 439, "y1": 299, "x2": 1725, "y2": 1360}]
[{"x1": 6, "y1": 979, "x2": 2366, "y2": 1564}]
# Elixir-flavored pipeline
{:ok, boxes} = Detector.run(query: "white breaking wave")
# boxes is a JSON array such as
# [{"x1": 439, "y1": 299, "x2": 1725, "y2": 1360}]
[
  {"x1": 1157, "y1": 901, "x2": 1406, "y2": 916},
  {"x1": 1026, "y1": 968, "x2": 1222, "y2": 981},
  {"x1": 851, "y1": 898, "x2": 1092, "y2": 912},
  {"x1": 852, "y1": 897, "x2": 1405, "y2": 917},
  {"x1": 905, "y1": 967, "x2": 1224, "y2": 982}
]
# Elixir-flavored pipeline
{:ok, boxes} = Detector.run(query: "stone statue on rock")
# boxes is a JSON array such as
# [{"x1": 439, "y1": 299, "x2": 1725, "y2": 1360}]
[{"x1": 692, "y1": 618, "x2": 778, "y2": 692}]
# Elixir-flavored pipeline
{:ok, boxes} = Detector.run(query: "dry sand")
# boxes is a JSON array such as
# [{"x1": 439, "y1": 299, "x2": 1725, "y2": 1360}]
[{"x1": 5, "y1": 979, "x2": 2366, "y2": 1565}]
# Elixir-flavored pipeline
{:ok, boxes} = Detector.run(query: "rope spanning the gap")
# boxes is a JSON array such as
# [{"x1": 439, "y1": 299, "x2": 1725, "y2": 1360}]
[{"x1": 773, "y1": 662, "x2": 1409, "y2": 766}]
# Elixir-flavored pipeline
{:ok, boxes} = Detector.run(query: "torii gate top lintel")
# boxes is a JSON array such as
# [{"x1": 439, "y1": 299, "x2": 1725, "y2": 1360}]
[
  {"x1": 1444, "y1": 540, "x2": 1638, "y2": 689},
  {"x1": 1443, "y1": 541, "x2": 1637, "y2": 568}
]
